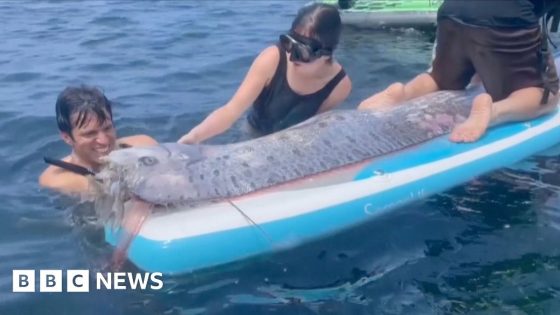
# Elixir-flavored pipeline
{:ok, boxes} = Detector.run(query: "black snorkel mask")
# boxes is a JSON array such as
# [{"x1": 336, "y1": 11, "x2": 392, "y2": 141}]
[{"x1": 279, "y1": 32, "x2": 333, "y2": 63}]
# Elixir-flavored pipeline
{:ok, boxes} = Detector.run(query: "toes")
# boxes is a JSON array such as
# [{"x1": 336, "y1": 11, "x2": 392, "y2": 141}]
[
  {"x1": 449, "y1": 129, "x2": 463, "y2": 142},
  {"x1": 450, "y1": 126, "x2": 475, "y2": 143},
  {"x1": 464, "y1": 134, "x2": 475, "y2": 142},
  {"x1": 459, "y1": 130, "x2": 483, "y2": 143},
  {"x1": 467, "y1": 131, "x2": 483, "y2": 142}
]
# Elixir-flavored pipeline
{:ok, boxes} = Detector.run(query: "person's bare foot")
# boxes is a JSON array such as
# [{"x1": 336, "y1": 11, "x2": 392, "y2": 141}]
[
  {"x1": 359, "y1": 82, "x2": 406, "y2": 110},
  {"x1": 450, "y1": 93, "x2": 493, "y2": 143}
]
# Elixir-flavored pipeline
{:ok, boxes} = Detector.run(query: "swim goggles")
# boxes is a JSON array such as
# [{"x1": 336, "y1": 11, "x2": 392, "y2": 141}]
[{"x1": 279, "y1": 32, "x2": 332, "y2": 63}]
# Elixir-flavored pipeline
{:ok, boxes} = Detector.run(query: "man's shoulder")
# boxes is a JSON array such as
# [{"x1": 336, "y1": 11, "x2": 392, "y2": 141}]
[{"x1": 39, "y1": 156, "x2": 90, "y2": 194}]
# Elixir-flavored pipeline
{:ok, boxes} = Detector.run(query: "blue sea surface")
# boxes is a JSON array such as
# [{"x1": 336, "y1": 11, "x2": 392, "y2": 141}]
[{"x1": 1, "y1": 1, "x2": 559, "y2": 314}]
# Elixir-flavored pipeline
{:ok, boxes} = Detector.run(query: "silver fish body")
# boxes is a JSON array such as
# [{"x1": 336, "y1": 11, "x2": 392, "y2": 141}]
[{"x1": 97, "y1": 89, "x2": 476, "y2": 207}]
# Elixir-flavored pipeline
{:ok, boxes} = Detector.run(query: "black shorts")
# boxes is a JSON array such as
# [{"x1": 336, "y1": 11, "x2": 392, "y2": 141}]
[{"x1": 430, "y1": 18, "x2": 559, "y2": 102}]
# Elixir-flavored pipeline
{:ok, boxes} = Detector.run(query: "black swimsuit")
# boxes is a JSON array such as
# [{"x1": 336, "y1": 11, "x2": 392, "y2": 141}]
[{"x1": 247, "y1": 44, "x2": 347, "y2": 135}]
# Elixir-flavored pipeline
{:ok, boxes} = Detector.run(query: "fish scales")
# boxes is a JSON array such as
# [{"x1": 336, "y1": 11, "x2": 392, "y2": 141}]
[{"x1": 97, "y1": 90, "x2": 475, "y2": 207}]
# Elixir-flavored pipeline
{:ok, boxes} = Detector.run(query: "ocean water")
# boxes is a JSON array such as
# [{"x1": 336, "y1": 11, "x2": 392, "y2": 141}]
[{"x1": 1, "y1": 1, "x2": 559, "y2": 314}]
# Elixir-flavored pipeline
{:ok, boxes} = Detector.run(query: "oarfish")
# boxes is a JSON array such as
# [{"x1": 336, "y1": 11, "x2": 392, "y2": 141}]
[{"x1": 95, "y1": 89, "x2": 476, "y2": 217}]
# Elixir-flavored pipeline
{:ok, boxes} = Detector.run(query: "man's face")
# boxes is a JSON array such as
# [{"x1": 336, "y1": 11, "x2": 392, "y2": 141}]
[{"x1": 62, "y1": 114, "x2": 116, "y2": 168}]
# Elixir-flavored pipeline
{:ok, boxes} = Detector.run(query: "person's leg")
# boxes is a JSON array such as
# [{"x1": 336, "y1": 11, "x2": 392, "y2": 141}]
[
  {"x1": 450, "y1": 88, "x2": 559, "y2": 142},
  {"x1": 358, "y1": 73, "x2": 438, "y2": 110},
  {"x1": 491, "y1": 88, "x2": 559, "y2": 124},
  {"x1": 450, "y1": 88, "x2": 558, "y2": 142},
  {"x1": 359, "y1": 19, "x2": 474, "y2": 110},
  {"x1": 449, "y1": 93, "x2": 492, "y2": 143},
  {"x1": 450, "y1": 27, "x2": 560, "y2": 142}
]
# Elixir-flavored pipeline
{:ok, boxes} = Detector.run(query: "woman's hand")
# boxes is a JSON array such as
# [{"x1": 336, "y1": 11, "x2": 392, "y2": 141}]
[
  {"x1": 176, "y1": 46, "x2": 277, "y2": 145},
  {"x1": 177, "y1": 131, "x2": 198, "y2": 144}
]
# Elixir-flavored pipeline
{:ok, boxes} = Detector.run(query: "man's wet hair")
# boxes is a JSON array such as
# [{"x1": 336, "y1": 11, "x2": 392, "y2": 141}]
[{"x1": 55, "y1": 85, "x2": 113, "y2": 137}]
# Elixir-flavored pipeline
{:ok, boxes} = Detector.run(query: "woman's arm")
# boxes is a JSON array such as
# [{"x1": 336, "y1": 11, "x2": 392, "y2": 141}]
[{"x1": 178, "y1": 46, "x2": 280, "y2": 144}]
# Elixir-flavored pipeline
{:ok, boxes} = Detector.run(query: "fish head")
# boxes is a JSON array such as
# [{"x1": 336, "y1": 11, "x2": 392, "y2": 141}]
[{"x1": 95, "y1": 143, "x2": 206, "y2": 213}]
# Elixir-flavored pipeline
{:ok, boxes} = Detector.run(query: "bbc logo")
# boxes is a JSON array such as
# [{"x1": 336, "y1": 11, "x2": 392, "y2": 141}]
[
  {"x1": 13, "y1": 269, "x2": 163, "y2": 292},
  {"x1": 13, "y1": 270, "x2": 89, "y2": 293}
]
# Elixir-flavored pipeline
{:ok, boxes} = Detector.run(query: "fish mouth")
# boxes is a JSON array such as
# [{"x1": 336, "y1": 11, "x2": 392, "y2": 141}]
[
  {"x1": 93, "y1": 161, "x2": 136, "y2": 228},
  {"x1": 94, "y1": 160, "x2": 177, "y2": 228}
]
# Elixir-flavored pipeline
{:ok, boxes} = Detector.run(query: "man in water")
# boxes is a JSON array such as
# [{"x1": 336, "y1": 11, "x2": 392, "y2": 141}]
[
  {"x1": 359, "y1": 0, "x2": 560, "y2": 143},
  {"x1": 39, "y1": 85, "x2": 157, "y2": 195}
]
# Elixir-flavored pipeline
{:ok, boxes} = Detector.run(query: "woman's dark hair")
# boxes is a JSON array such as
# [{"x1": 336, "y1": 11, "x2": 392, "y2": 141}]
[
  {"x1": 290, "y1": 3, "x2": 342, "y2": 51},
  {"x1": 55, "y1": 85, "x2": 113, "y2": 136}
]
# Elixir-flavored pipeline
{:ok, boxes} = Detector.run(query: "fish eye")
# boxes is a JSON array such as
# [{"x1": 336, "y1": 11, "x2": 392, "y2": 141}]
[{"x1": 139, "y1": 156, "x2": 158, "y2": 166}]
